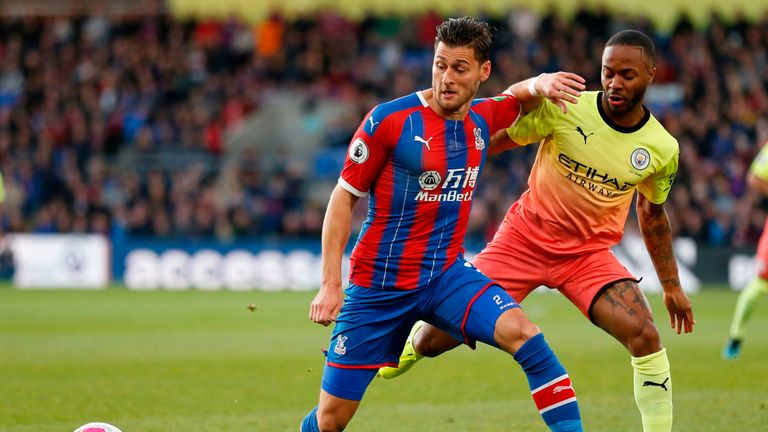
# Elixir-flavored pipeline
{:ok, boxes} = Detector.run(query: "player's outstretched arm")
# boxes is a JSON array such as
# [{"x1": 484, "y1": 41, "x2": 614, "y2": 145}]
[
  {"x1": 310, "y1": 185, "x2": 359, "y2": 326},
  {"x1": 504, "y1": 72, "x2": 586, "y2": 114},
  {"x1": 488, "y1": 128, "x2": 521, "y2": 156},
  {"x1": 636, "y1": 194, "x2": 695, "y2": 334}
]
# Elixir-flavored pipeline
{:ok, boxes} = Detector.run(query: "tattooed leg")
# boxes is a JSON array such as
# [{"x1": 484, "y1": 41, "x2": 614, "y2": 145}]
[
  {"x1": 591, "y1": 280, "x2": 662, "y2": 356},
  {"x1": 591, "y1": 280, "x2": 673, "y2": 432}
]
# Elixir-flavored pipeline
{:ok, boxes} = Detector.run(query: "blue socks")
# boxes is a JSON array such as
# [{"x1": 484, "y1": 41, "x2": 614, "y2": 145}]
[
  {"x1": 513, "y1": 333, "x2": 583, "y2": 432},
  {"x1": 302, "y1": 335, "x2": 582, "y2": 432},
  {"x1": 300, "y1": 406, "x2": 319, "y2": 432}
]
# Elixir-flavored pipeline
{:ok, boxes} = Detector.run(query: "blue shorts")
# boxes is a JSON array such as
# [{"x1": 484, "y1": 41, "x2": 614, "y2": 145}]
[{"x1": 323, "y1": 257, "x2": 519, "y2": 395}]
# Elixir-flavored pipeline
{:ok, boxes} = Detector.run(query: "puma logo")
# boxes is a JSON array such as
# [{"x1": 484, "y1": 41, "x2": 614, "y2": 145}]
[
  {"x1": 642, "y1": 377, "x2": 669, "y2": 391},
  {"x1": 576, "y1": 126, "x2": 594, "y2": 144},
  {"x1": 552, "y1": 385, "x2": 573, "y2": 394},
  {"x1": 414, "y1": 135, "x2": 434, "y2": 150},
  {"x1": 367, "y1": 116, "x2": 380, "y2": 131}
]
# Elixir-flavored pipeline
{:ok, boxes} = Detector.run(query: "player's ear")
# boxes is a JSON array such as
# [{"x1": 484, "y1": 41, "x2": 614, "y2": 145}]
[
  {"x1": 480, "y1": 60, "x2": 491, "y2": 82},
  {"x1": 649, "y1": 66, "x2": 656, "y2": 84}
]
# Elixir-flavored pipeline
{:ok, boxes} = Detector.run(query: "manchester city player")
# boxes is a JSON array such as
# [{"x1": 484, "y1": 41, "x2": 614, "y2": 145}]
[{"x1": 724, "y1": 142, "x2": 768, "y2": 359}]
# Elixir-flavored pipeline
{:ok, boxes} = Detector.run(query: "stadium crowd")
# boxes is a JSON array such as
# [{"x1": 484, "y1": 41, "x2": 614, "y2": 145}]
[{"x1": 0, "y1": 9, "x2": 766, "y2": 247}]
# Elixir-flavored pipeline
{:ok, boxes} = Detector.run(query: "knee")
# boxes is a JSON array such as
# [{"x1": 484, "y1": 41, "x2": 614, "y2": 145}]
[
  {"x1": 316, "y1": 402, "x2": 355, "y2": 432},
  {"x1": 316, "y1": 411, "x2": 349, "y2": 432},
  {"x1": 413, "y1": 333, "x2": 441, "y2": 358},
  {"x1": 626, "y1": 319, "x2": 662, "y2": 357},
  {"x1": 493, "y1": 309, "x2": 541, "y2": 355}
]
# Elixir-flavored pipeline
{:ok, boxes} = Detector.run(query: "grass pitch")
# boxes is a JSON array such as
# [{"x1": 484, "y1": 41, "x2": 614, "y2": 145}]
[{"x1": 1, "y1": 286, "x2": 766, "y2": 431}]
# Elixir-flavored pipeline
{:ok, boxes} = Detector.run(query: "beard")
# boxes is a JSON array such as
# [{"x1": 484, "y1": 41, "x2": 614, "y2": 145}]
[
  {"x1": 436, "y1": 94, "x2": 467, "y2": 113},
  {"x1": 604, "y1": 86, "x2": 647, "y2": 116},
  {"x1": 435, "y1": 82, "x2": 480, "y2": 115}
]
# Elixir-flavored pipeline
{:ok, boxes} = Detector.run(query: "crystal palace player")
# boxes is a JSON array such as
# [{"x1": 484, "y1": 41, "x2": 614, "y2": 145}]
[
  {"x1": 380, "y1": 30, "x2": 696, "y2": 432},
  {"x1": 300, "y1": 17, "x2": 583, "y2": 432}
]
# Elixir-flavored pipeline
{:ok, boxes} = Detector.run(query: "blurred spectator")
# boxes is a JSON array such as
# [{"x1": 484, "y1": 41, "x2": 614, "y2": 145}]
[{"x1": 0, "y1": 9, "x2": 767, "y2": 249}]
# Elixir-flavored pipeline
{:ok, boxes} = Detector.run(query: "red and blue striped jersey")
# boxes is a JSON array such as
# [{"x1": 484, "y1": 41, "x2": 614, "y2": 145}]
[{"x1": 338, "y1": 90, "x2": 521, "y2": 290}]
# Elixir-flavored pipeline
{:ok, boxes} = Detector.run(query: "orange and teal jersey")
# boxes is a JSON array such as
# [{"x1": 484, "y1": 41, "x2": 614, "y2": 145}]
[
  {"x1": 505, "y1": 91, "x2": 678, "y2": 254},
  {"x1": 749, "y1": 144, "x2": 768, "y2": 181}
]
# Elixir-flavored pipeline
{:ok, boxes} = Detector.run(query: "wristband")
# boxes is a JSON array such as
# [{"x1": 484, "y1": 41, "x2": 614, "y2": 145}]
[{"x1": 528, "y1": 73, "x2": 544, "y2": 97}]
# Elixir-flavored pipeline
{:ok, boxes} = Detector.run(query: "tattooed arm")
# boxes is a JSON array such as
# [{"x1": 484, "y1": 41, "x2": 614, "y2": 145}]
[{"x1": 636, "y1": 193, "x2": 695, "y2": 334}]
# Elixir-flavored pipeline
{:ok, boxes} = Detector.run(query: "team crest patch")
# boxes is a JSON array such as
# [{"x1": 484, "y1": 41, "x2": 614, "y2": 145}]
[
  {"x1": 349, "y1": 138, "x2": 369, "y2": 164},
  {"x1": 630, "y1": 148, "x2": 651, "y2": 170},
  {"x1": 334, "y1": 335, "x2": 348, "y2": 356},
  {"x1": 473, "y1": 127, "x2": 485, "y2": 150},
  {"x1": 418, "y1": 171, "x2": 442, "y2": 190}
]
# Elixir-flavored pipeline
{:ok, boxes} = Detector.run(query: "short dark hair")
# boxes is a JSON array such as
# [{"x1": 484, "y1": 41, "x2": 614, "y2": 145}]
[
  {"x1": 606, "y1": 30, "x2": 656, "y2": 65},
  {"x1": 435, "y1": 17, "x2": 493, "y2": 63}
]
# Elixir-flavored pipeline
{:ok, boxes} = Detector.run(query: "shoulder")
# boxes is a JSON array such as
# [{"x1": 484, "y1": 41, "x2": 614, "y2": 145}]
[
  {"x1": 471, "y1": 93, "x2": 522, "y2": 121},
  {"x1": 569, "y1": 91, "x2": 600, "y2": 116},
  {"x1": 532, "y1": 91, "x2": 600, "y2": 120},
  {"x1": 471, "y1": 93, "x2": 520, "y2": 108},
  {"x1": 646, "y1": 115, "x2": 679, "y2": 152},
  {"x1": 575, "y1": 90, "x2": 601, "y2": 104},
  {"x1": 636, "y1": 115, "x2": 679, "y2": 171},
  {"x1": 363, "y1": 92, "x2": 426, "y2": 137},
  {"x1": 372, "y1": 92, "x2": 427, "y2": 121}
]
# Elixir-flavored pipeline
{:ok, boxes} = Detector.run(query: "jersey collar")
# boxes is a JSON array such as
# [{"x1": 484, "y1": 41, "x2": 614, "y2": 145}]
[
  {"x1": 596, "y1": 91, "x2": 651, "y2": 133},
  {"x1": 417, "y1": 91, "x2": 429, "y2": 107}
]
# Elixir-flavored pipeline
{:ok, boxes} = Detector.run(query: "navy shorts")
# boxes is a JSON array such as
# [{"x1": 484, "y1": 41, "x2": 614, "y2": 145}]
[{"x1": 324, "y1": 257, "x2": 520, "y2": 370}]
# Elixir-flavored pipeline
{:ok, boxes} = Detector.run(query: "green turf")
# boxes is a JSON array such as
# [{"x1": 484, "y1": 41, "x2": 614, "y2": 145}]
[{"x1": 1, "y1": 286, "x2": 766, "y2": 431}]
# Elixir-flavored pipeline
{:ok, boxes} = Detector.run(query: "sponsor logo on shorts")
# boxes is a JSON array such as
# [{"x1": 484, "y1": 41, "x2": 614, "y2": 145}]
[{"x1": 499, "y1": 301, "x2": 517, "y2": 310}]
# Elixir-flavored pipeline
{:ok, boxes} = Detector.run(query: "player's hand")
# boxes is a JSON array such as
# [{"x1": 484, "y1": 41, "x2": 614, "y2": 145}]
[
  {"x1": 309, "y1": 284, "x2": 343, "y2": 326},
  {"x1": 535, "y1": 72, "x2": 586, "y2": 114},
  {"x1": 663, "y1": 288, "x2": 695, "y2": 334}
]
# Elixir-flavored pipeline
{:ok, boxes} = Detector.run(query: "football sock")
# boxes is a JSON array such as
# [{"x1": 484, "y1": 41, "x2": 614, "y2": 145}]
[
  {"x1": 513, "y1": 333, "x2": 583, "y2": 432},
  {"x1": 300, "y1": 406, "x2": 319, "y2": 432},
  {"x1": 729, "y1": 277, "x2": 768, "y2": 340},
  {"x1": 631, "y1": 348, "x2": 673, "y2": 432}
]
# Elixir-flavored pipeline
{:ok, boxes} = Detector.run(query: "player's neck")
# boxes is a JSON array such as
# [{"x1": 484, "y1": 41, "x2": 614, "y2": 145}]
[{"x1": 421, "y1": 89, "x2": 469, "y2": 120}]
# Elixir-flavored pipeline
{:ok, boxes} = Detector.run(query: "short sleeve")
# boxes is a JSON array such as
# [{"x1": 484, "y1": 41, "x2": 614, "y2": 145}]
[
  {"x1": 338, "y1": 108, "x2": 393, "y2": 197},
  {"x1": 638, "y1": 150, "x2": 678, "y2": 204},
  {"x1": 476, "y1": 94, "x2": 522, "y2": 133},
  {"x1": 506, "y1": 99, "x2": 560, "y2": 146}
]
